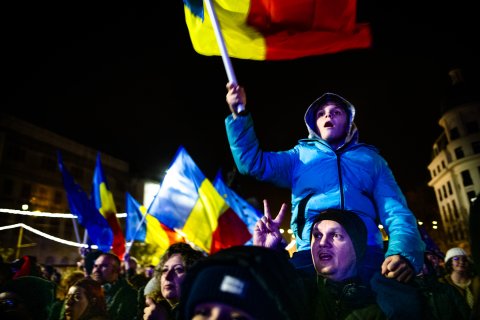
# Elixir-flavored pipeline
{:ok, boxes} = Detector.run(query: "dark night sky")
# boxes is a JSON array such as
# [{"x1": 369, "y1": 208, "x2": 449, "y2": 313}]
[{"x1": 3, "y1": 2, "x2": 479, "y2": 215}]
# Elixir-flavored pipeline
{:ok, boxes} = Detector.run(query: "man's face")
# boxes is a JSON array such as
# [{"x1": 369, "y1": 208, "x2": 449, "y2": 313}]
[
  {"x1": 311, "y1": 220, "x2": 357, "y2": 281},
  {"x1": 91, "y1": 255, "x2": 119, "y2": 285},
  {"x1": 315, "y1": 104, "x2": 349, "y2": 146}
]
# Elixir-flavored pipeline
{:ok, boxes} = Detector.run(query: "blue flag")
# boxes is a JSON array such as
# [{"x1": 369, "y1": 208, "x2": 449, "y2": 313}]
[
  {"x1": 125, "y1": 192, "x2": 147, "y2": 242},
  {"x1": 57, "y1": 151, "x2": 113, "y2": 252}
]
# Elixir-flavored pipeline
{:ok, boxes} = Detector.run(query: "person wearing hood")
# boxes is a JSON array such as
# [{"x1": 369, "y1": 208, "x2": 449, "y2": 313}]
[{"x1": 225, "y1": 83, "x2": 426, "y2": 319}]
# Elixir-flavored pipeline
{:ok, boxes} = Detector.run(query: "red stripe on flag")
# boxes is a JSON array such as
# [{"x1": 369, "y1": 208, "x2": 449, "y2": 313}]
[
  {"x1": 247, "y1": 0, "x2": 371, "y2": 60},
  {"x1": 162, "y1": 222, "x2": 184, "y2": 245},
  {"x1": 106, "y1": 213, "x2": 126, "y2": 259},
  {"x1": 210, "y1": 208, "x2": 252, "y2": 254},
  {"x1": 248, "y1": 0, "x2": 358, "y2": 33},
  {"x1": 264, "y1": 26, "x2": 371, "y2": 60}
]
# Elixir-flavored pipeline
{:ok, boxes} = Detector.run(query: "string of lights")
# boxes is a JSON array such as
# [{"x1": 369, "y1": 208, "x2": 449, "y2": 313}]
[
  {"x1": 0, "y1": 208, "x2": 126, "y2": 218},
  {"x1": 0, "y1": 223, "x2": 98, "y2": 249}
]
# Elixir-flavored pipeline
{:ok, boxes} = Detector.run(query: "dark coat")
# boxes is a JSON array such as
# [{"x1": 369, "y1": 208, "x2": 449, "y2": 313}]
[
  {"x1": 103, "y1": 277, "x2": 138, "y2": 320},
  {"x1": 311, "y1": 276, "x2": 386, "y2": 320},
  {"x1": 415, "y1": 274, "x2": 471, "y2": 320}
]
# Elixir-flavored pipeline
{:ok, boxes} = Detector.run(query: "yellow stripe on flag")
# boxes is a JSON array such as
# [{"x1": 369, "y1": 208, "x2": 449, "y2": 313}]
[
  {"x1": 182, "y1": 179, "x2": 229, "y2": 252},
  {"x1": 184, "y1": 0, "x2": 266, "y2": 60},
  {"x1": 145, "y1": 214, "x2": 172, "y2": 253},
  {"x1": 98, "y1": 182, "x2": 117, "y2": 218}
]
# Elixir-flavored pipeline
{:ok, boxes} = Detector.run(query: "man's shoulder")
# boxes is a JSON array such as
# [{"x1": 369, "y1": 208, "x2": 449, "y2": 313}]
[{"x1": 109, "y1": 277, "x2": 138, "y2": 296}]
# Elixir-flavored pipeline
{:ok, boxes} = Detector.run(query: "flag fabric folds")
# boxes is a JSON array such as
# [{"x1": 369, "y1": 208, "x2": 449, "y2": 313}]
[
  {"x1": 125, "y1": 192, "x2": 181, "y2": 264},
  {"x1": 57, "y1": 151, "x2": 113, "y2": 253},
  {"x1": 148, "y1": 146, "x2": 251, "y2": 254},
  {"x1": 183, "y1": 0, "x2": 372, "y2": 60},
  {"x1": 213, "y1": 170, "x2": 262, "y2": 244},
  {"x1": 92, "y1": 153, "x2": 126, "y2": 259}
]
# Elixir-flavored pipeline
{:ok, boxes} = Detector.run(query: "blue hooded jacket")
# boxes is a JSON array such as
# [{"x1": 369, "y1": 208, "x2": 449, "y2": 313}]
[{"x1": 225, "y1": 93, "x2": 425, "y2": 272}]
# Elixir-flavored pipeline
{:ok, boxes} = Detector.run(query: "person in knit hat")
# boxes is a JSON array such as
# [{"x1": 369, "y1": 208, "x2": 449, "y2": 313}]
[
  {"x1": 178, "y1": 245, "x2": 310, "y2": 320},
  {"x1": 254, "y1": 201, "x2": 386, "y2": 319},
  {"x1": 440, "y1": 247, "x2": 480, "y2": 312},
  {"x1": 309, "y1": 208, "x2": 389, "y2": 319}
]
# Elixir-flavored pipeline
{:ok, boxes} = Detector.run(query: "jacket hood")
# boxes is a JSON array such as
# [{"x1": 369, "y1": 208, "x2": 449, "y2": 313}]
[{"x1": 304, "y1": 92, "x2": 358, "y2": 148}]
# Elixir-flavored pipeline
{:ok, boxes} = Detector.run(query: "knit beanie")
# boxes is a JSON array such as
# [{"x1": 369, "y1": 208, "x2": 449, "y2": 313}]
[
  {"x1": 444, "y1": 247, "x2": 467, "y2": 263},
  {"x1": 311, "y1": 209, "x2": 367, "y2": 260},
  {"x1": 185, "y1": 265, "x2": 284, "y2": 319},
  {"x1": 180, "y1": 246, "x2": 309, "y2": 320}
]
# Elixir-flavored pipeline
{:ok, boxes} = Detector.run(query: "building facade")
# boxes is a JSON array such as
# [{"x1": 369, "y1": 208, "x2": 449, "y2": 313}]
[
  {"x1": 428, "y1": 69, "x2": 480, "y2": 250},
  {"x1": 0, "y1": 114, "x2": 142, "y2": 265}
]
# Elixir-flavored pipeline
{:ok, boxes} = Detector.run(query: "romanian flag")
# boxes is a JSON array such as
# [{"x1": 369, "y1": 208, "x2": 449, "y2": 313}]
[
  {"x1": 213, "y1": 170, "x2": 262, "y2": 244},
  {"x1": 57, "y1": 151, "x2": 113, "y2": 252},
  {"x1": 125, "y1": 192, "x2": 182, "y2": 265},
  {"x1": 148, "y1": 146, "x2": 251, "y2": 254},
  {"x1": 92, "y1": 153, "x2": 126, "y2": 259},
  {"x1": 183, "y1": 0, "x2": 372, "y2": 60}
]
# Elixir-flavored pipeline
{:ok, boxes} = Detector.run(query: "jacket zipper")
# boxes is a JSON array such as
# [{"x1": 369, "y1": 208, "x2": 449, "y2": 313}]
[{"x1": 336, "y1": 152, "x2": 344, "y2": 209}]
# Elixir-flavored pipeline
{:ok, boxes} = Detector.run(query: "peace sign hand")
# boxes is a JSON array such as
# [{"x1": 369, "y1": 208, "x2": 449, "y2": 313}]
[{"x1": 253, "y1": 199, "x2": 288, "y2": 249}]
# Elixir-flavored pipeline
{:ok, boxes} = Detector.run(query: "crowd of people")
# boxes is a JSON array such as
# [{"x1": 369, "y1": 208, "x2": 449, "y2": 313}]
[
  {"x1": 0, "y1": 203, "x2": 478, "y2": 319},
  {"x1": 0, "y1": 84, "x2": 478, "y2": 319}
]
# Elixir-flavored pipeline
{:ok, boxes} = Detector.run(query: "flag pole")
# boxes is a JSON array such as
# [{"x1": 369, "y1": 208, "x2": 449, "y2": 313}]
[
  {"x1": 125, "y1": 210, "x2": 148, "y2": 256},
  {"x1": 203, "y1": 0, "x2": 245, "y2": 113},
  {"x1": 71, "y1": 217, "x2": 81, "y2": 243}
]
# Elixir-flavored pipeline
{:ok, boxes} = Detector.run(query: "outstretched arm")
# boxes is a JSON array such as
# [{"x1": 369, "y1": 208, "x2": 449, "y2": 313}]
[{"x1": 253, "y1": 199, "x2": 288, "y2": 249}]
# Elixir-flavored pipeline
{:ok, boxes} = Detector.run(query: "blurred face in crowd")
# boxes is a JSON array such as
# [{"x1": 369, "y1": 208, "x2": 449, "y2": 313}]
[
  {"x1": 316, "y1": 104, "x2": 348, "y2": 148},
  {"x1": 192, "y1": 302, "x2": 254, "y2": 320},
  {"x1": 144, "y1": 265, "x2": 155, "y2": 278},
  {"x1": 451, "y1": 255, "x2": 469, "y2": 273},
  {"x1": 311, "y1": 220, "x2": 357, "y2": 281},
  {"x1": 91, "y1": 255, "x2": 119, "y2": 285},
  {"x1": 64, "y1": 285, "x2": 88, "y2": 320},
  {"x1": 425, "y1": 252, "x2": 442, "y2": 270},
  {"x1": 160, "y1": 254, "x2": 186, "y2": 305}
]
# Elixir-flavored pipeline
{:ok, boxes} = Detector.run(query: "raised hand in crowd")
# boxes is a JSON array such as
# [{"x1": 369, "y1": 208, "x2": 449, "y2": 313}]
[{"x1": 253, "y1": 200, "x2": 288, "y2": 250}]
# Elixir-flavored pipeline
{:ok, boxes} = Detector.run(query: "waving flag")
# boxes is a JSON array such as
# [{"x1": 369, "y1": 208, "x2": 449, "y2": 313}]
[
  {"x1": 213, "y1": 170, "x2": 262, "y2": 244},
  {"x1": 183, "y1": 0, "x2": 372, "y2": 60},
  {"x1": 57, "y1": 151, "x2": 113, "y2": 252},
  {"x1": 148, "y1": 146, "x2": 251, "y2": 253},
  {"x1": 125, "y1": 192, "x2": 181, "y2": 264},
  {"x1": 92, "y1": 153, "x2": 126, "y2": 259}
]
